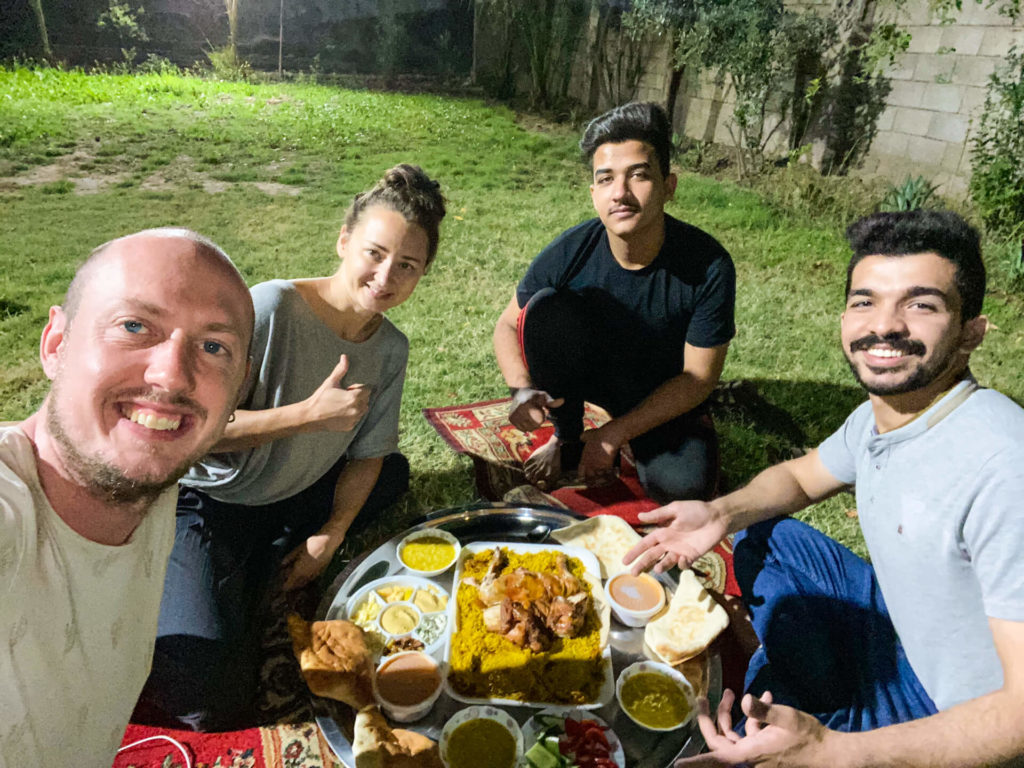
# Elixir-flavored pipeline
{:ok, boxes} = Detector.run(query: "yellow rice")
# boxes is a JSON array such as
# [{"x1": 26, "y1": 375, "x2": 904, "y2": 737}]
[{"x1": 448, "y1": 548, "x2": 606, "y2": 704}]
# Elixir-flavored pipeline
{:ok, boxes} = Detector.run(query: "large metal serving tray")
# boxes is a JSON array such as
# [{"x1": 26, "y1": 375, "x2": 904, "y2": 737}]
[{"x1": 314, "y1": 503, "x2": 721, "y2": 768}]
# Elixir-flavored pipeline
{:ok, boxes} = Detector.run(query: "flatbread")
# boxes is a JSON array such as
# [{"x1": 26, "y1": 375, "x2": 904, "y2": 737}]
[
  {"x1": 287, "y1": 615, "x2": 374, "y2": 709},
  {"x1": 353, "y1": 704, "x2": 443, "y2": 768},
  {"x1": 644, "y1": 569, "x2": 729, "y2": 665},
  {"x1": 551, "y1": 515, "x2": 641, "y2": 579}
]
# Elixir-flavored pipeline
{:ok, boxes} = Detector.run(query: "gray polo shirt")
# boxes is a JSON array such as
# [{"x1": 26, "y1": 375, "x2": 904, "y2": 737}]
[
  {"x1": 182, "y1": 280, "x2": 408, "y2": 506},
  {"x1": 818, "y1": 378, "x2": 1024, "y2": 710}
]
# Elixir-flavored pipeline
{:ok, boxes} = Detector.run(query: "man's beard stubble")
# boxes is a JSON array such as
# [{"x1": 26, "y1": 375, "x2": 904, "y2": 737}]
[
  {"x1": 45, "y1": 382, "x2": 200, "y2": 508},
  {"x1": 845, "y1": 333, "x2": 962, "y2": 396}
]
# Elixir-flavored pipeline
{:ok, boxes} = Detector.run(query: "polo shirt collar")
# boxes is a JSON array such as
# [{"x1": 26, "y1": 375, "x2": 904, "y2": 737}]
[{"x1": 869, "y1": 377, "x2": 979, "y2": 444}]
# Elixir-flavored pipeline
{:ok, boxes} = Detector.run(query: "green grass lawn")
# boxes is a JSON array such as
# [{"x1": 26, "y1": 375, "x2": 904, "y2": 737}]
[{"x1": 3, "y1": 65, "x2": 1023, "y2": 561}]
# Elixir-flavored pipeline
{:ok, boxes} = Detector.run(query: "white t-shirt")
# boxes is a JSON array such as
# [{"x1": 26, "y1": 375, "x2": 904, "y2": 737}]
[{"x1": 0, "y1": 427, "x2": 176, "y2": 767}]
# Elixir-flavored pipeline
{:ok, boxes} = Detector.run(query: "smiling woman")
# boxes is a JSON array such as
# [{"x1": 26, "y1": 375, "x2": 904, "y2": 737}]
[{"x1": 132, "y1": 165, "x2": 448, "y2": 732}]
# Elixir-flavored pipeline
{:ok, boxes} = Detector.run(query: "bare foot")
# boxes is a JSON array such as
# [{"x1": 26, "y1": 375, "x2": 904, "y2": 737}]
[
  {"x1": 524, "y1": 438, "x2": 584, "y2": 491},
  {"x1": 524, "y1": 436, "x2": 563, "y2": 490}
]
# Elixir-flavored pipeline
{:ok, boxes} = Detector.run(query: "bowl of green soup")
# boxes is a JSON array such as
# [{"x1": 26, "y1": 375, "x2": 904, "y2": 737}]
[
  {"x1": 397, "y1": 528, "x2": 461, "y2": 577},
  {"x1": 615, "y1": 661, "x2": 696, "y2": 731},
  {"x1": 440, "y1": 705, "x2": 523, "y2": 768}
]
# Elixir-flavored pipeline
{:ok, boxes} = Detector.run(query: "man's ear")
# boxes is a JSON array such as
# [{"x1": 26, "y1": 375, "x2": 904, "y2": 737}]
[
  {"x1": 665, "y1": 172, "x2": 678, "y2": 199},
  {"x1": 960, "y1": 314, "x2": 988, "y2": 354},
  {"x1": 40, "y1": 306, "x2": 67, "y2": 381},
  {"x1": 236, "y1": 357, "x2": 254, "y2": 408}
]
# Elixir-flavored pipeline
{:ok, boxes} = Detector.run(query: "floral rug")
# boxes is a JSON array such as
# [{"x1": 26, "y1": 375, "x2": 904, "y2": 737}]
[{"x1": 113, "y1": 722, "x2": 341, "y2": 768}]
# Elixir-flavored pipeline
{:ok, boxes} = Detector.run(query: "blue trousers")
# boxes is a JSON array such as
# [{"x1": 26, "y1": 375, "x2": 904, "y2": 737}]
[
  {"x1": 520, "y1": 287, "x2": 718, "y2": 502},
  {"x1": 132, "y1": 452, "x2": 409, "y2": 731},
  {"x1": 734, "y1": 517, "x2": 937, "y2": 732}
]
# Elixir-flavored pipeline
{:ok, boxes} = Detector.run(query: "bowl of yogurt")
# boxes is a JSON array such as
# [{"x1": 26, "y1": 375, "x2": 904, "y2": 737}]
[
  {"x1": 604, "y1": 571, "x2": 666, "y2": 627},
  {"x1": 373, "y1": 650, "x2": 444, "y2": 722}
]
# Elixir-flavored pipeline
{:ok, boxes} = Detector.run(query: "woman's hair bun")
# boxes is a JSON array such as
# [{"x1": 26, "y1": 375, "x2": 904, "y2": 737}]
[{"x1": 384, "y1": 164, "x2": 442, "y2": 194}]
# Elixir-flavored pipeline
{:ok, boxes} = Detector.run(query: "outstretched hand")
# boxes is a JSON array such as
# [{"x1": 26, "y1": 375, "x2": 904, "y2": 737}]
[
  {"x1": 675, "y1": 690, "x2": 835, "y2": 768},
  {"x1": 304, "y1": 354, "x2": 370, "y2": 432},
  {"x1": 508, "y1": 387, "x2": 564, "y2": 432},
  {"x1": 624, "y1": 500, "x2": 728, "y2": 575}
]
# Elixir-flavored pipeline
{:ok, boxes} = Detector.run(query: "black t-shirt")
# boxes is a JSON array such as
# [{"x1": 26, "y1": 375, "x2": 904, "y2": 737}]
[{"x1": 517, "y1": 214, "x2": 736, "y2": 384}]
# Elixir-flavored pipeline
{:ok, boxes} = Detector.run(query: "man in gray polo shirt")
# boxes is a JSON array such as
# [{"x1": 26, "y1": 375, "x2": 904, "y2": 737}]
[{"x1": 625, "y1": 210, "x2": 1024, "y2": 767}]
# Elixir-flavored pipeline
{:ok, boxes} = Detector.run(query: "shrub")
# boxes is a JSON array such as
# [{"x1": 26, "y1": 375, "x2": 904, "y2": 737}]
[
  {"x1": 970, "y1": 46, "x2": 1024, "y2": 239},
  {"x1": 881, "y1": 175, "x2": 938, "y2": 211},
  {"x1": 204, "y1": 46, "x2": 253, "y2": 82},
  {"x1": 751, "y1": 163, "x2": 885, "y2": 226}
]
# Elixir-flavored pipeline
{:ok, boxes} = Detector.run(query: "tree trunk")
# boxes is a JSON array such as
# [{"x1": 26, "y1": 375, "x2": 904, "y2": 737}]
[
  {"x1": 225, "y1": 0, "x2": 239, "y2": 60},
  {"x1": 277, "y1": 0, "x2": 283, "y2": 78},
  {"x1": 28, "y1": 0, "x2": 52, "y2": 59},
  {"x1": 471, "y1": 0, "x2": 480, "y2": 84}
]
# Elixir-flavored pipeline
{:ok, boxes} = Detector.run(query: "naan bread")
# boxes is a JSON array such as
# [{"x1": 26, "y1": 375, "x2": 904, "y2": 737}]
[
  {"x1": 287, "y1": 615, "x2": 374, "y2": 709},
  {"x1": 353, "y1": 704, "x2": 443, "y2": 768},
  {"x1": 644, "y1": 569, "x2": 729, "y2": 665},
  {"x1": 552, "y1": 515, "x2": 641, "y2": 579}
]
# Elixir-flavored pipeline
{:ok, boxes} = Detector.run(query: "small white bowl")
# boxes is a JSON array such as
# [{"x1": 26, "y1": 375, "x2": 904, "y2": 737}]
[
  {"x1": 372, "y1": 650, "x2": 444, "y2": 723},
  {"x1": 604, "y1": 572, "x2": 666, "y2": 627},
  {"x1": 396, "y1": 528, "x2": 461, "y2": 577},
  {"x1": 440, "y1": 705, "x2": 524, "y2": 768},
  {"x1": 615, "y1": 660, "x2": 696, "y2": 732}
]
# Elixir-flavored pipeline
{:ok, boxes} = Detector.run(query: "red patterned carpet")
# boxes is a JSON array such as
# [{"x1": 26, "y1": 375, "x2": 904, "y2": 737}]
[
  {"x1": 113, "y1": 722, "x2": 341, "y2": 768},
  {"x1": 114, "y1": 582, "x2": 337, "y2": 767}
]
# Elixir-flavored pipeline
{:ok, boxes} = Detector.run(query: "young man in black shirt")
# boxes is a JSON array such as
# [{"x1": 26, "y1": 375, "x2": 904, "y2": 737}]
[{"x1": 493, "y1": 102, "x2": 736, "y2": 502}]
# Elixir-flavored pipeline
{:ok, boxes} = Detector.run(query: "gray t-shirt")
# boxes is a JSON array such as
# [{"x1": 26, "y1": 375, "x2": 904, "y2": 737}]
[
  {"x1": 182, "y1": 279, "x2": 408, "y2": 505},
  {"x1": 818, "y1": 378, "x2": 1024, "y2": 710}
]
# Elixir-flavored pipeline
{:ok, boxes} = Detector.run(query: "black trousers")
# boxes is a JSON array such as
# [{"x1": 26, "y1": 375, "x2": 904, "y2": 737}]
[{"x1": 520, "y1": 287, "x2": 718, "y2": 502}]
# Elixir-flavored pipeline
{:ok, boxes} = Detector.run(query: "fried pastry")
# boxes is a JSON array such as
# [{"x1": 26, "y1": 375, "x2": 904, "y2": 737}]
[{"x1": 287, "y1": 614, "x2": 374, "y2": 709}]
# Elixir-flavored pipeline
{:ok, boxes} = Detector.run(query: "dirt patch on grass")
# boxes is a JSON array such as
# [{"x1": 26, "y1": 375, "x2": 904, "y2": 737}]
[
  {"x1": 0, "y1": 148, "x2": 305, "y2": 197},
  {"x1": 0, "y1": 147, "x2": 129, "y2": 194},
  {"x1": 253, "y1": 181, "x2": 302, "y2": 197}
]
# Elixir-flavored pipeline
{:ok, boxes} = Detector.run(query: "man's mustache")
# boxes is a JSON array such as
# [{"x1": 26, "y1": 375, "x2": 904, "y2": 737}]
[
  {"x1": 119, "y1": 389, "x2": 208, "y2": 420},
  {"x1": 849, "y1": 334, "x2": 926, "y2": 356}
]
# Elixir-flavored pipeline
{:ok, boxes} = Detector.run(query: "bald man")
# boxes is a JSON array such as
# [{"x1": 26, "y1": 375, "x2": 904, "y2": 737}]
[{"x1": 0, "y1": 229, "x2": 254, "y2": 767}]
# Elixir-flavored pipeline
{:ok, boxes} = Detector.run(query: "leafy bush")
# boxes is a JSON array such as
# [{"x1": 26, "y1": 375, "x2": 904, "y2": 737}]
[
  {"x1": 969, "y1": 46, "x2": 1024, "y2": 239},
  {"x1": 204, "y1": 46, "x2": 253, "y2": 82},
  {"x1": 881, "y1": 175, "x2": 938, "y2": 211},
  {"x1": 673, "y1": 0, "x2": 835, "y2": 176}
]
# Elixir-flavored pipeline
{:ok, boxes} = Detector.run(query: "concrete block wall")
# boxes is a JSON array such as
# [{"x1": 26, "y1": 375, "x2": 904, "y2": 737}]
[{"x1": 860, "y1": 1, "x2": 1024, "y2": 196}]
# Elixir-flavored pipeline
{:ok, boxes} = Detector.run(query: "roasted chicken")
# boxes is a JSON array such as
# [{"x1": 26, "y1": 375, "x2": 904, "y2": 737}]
[{"x1": 464, "y1": 549, "x2": 591, "y2": 650}]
